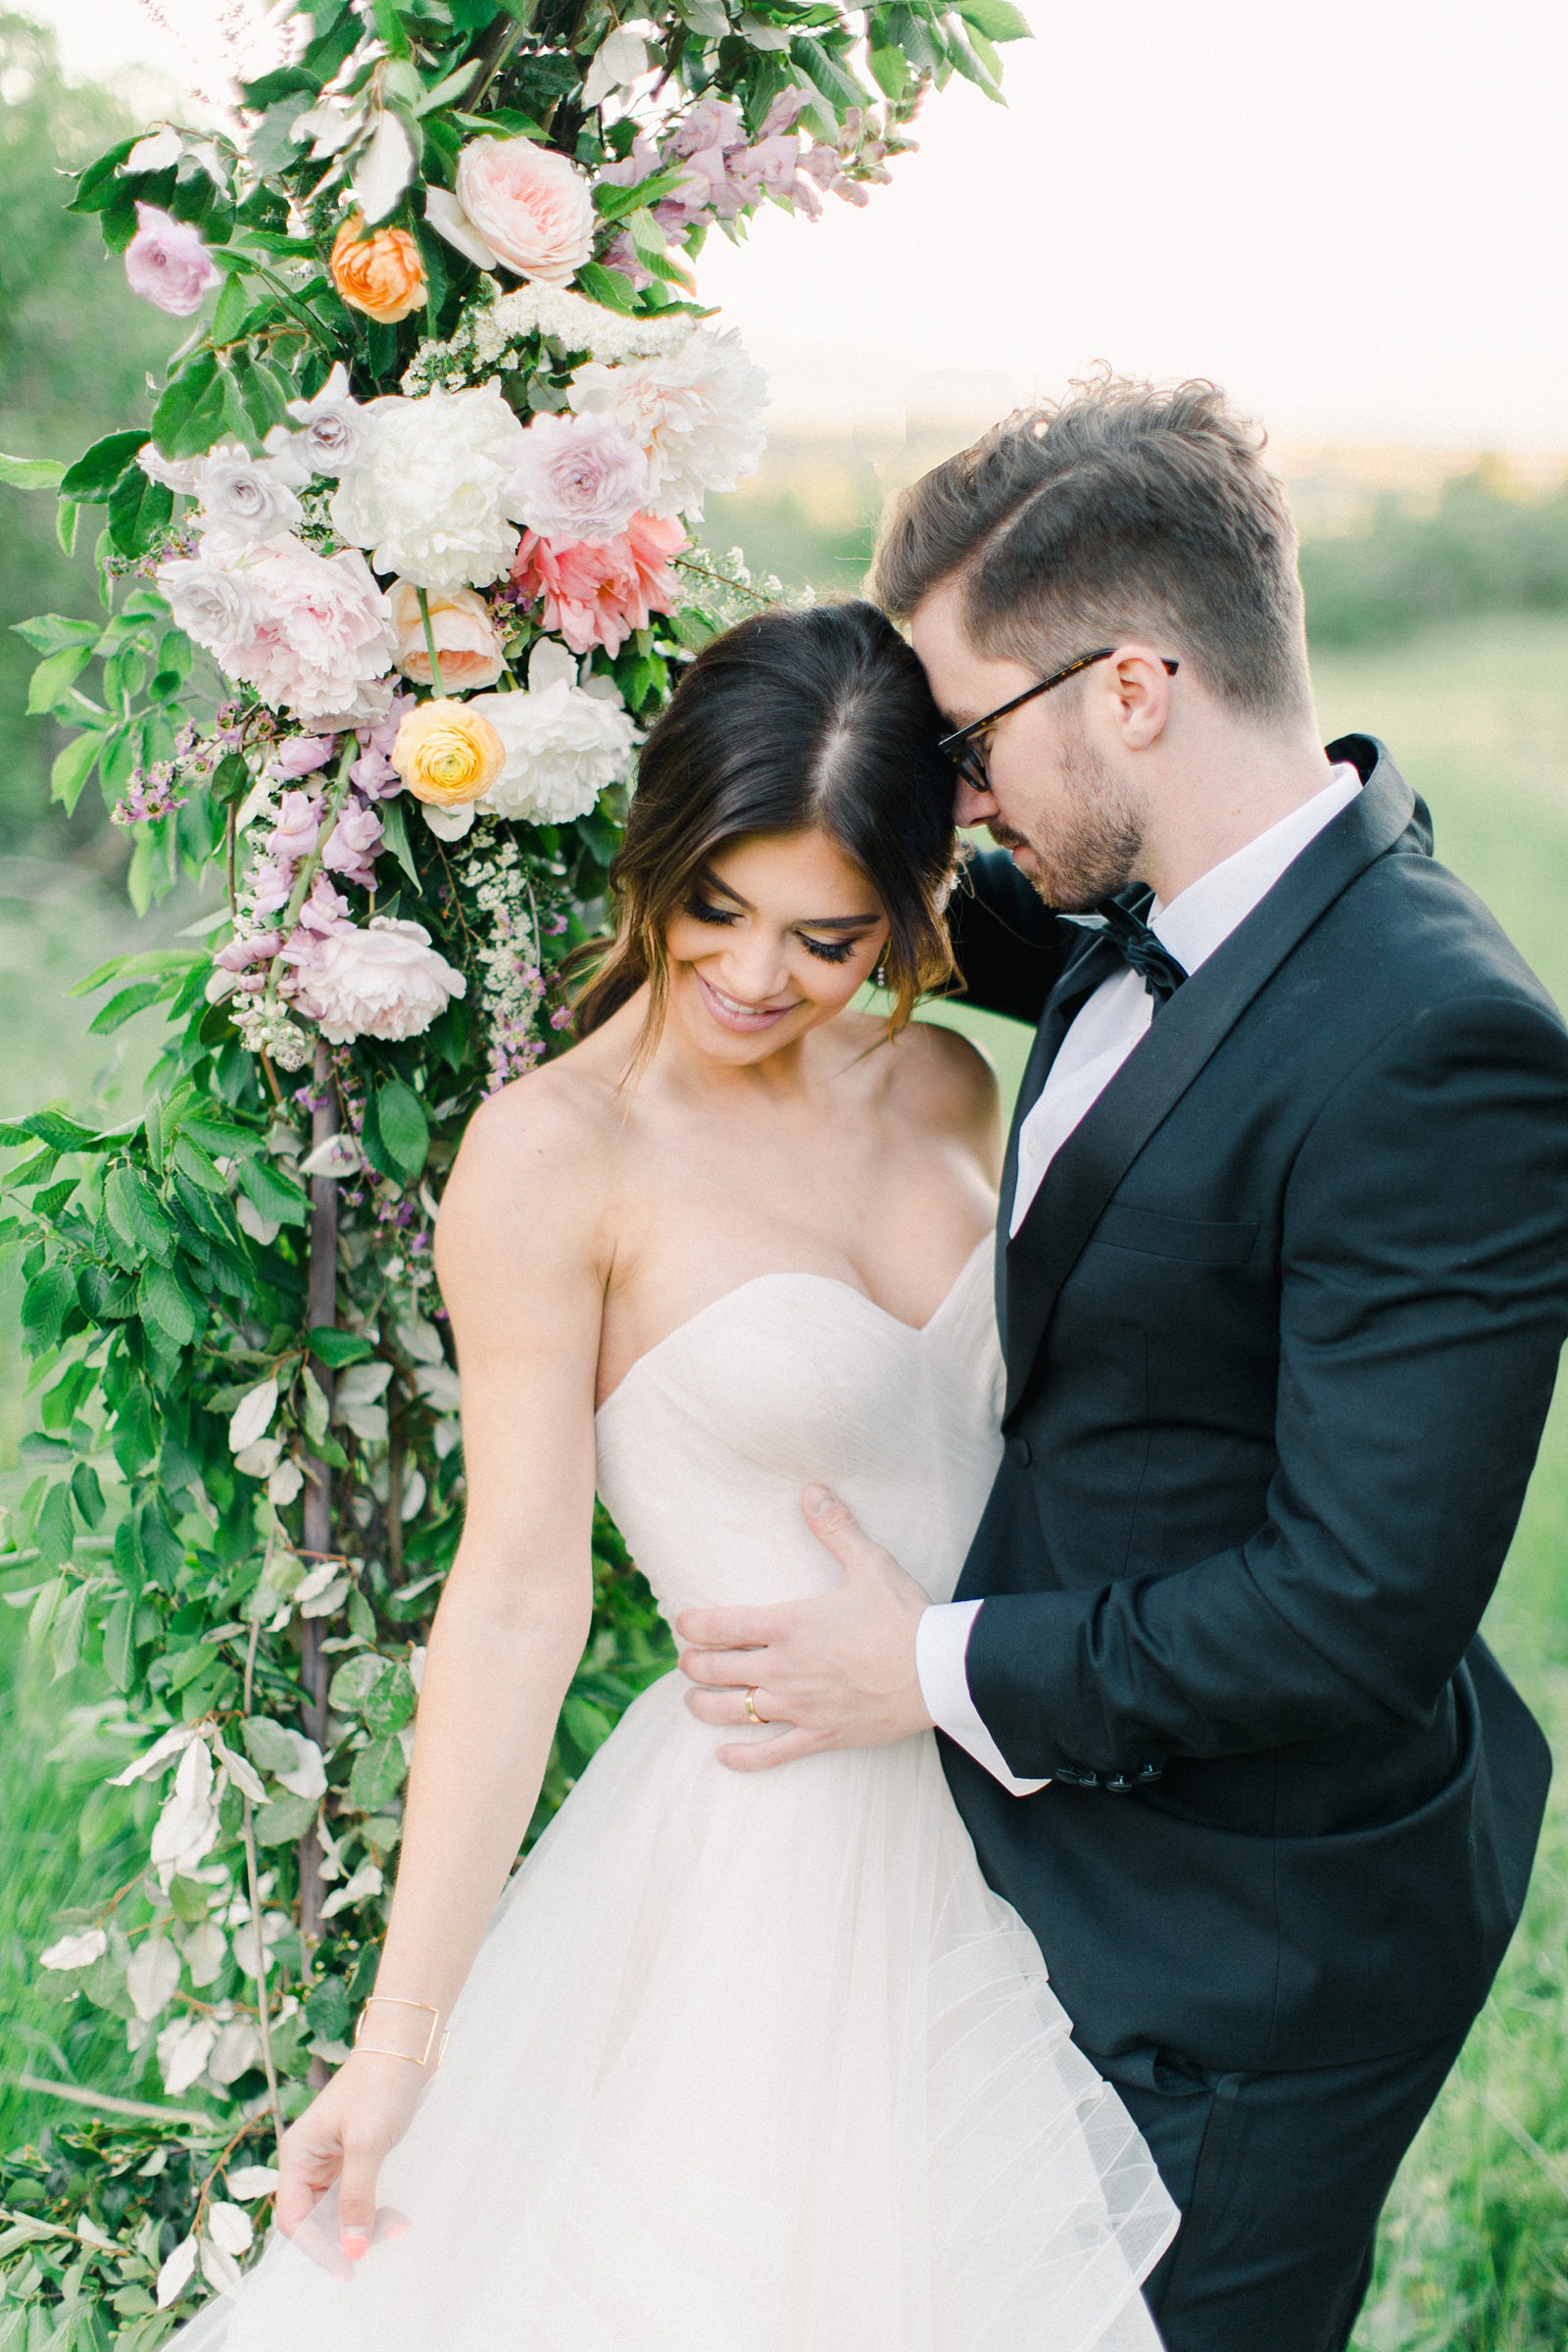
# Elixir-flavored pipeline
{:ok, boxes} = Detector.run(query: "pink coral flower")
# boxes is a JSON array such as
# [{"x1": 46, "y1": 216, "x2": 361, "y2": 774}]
[
  {"x1": 123, "y1": 203, "x2": 220, "y2": 316},
  {"x1": 512, "y1": 513, "x2": 685, "y2": 656}
]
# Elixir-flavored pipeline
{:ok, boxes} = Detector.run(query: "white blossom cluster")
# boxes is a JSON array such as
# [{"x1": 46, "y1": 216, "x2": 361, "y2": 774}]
[{"x1": 401, "y1": 276, "x2": 694, "y2": 393}]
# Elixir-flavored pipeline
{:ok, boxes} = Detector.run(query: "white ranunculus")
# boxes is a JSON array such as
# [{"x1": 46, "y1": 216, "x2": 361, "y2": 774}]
[
  {"x1": 330, "y1": 384, "x2": 528, "y2": 594},
  {"x1": 568, "y1": 325, "x2": 768, "y2": 517},
  {"x1": 472, "y1": 638, "x2": 640, "y2": 823},
  {"x1": 283, "y1": 362, "x2": 371, "y2": 475},
  {"x1": 295, "y1": 915, "x2": 467, "y2": 1045},
  {"x1": 192, "y1": 442, "x2": 304, "y2": 544},
  {"x1": 156, "y1": 552, "x2": 261, "y2": 656}
]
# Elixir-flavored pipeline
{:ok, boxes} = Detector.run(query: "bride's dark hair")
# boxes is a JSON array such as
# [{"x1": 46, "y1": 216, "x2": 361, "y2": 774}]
[{"x1": 572, "y1": 599, "x2": 958, "y2": 1045}]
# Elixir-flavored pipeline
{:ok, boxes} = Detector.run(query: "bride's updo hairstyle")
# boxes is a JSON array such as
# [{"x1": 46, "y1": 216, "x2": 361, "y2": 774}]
[{"x1": 573, "y1": 600, "x2": 957, "y2": 1045}]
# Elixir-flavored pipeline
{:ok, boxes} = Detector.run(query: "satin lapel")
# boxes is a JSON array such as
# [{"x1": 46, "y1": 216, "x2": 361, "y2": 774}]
[
  {"x1": 993, "y1": 933, "x2": 1123, "y2": 1350},
  {"x1": 1001, "y1": 738, "x2": 1417, "y2": 1422}
]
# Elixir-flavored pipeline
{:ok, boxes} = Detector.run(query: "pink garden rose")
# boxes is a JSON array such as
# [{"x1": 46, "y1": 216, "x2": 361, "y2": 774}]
[
  {"x1": 159, "y1": 537, "x2": 397, "y2": 728},
  {"x1": 511, "y1": 411, "x2": 648, "y2": 545},
  {"x1": 452, "y1": 136, "x2": 596, "y2": 286},
  {"x1": 123, "y1": 203, "x2": 220, "y2": 316},
  {"x1": 512, "y1": 511, "x2": 685, "y2": 657}
]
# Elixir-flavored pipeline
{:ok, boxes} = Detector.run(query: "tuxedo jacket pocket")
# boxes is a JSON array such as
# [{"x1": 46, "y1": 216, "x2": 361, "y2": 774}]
[{"x1": 1091, "y1": 1201, "x2": 1260, "y2": 1265}]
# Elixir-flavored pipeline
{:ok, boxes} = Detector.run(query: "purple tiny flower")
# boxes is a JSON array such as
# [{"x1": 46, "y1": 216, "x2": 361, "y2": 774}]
[{"x1": 123, "y1": 204, "x2": 220, "y2": 318}]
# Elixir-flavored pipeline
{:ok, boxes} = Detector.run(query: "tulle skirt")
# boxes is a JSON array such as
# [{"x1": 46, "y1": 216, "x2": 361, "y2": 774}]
[{"x1": 174, "y1": 1672, "x2": 1177, "y2": 2349}]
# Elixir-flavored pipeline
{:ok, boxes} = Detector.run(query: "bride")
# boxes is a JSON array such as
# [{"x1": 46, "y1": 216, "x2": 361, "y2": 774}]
[{"x1": 180, "y1": 601, "x2": 1177, "y2": 2349}]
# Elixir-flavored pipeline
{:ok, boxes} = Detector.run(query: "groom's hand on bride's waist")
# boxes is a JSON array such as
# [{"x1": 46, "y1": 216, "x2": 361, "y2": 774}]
[{"x1": 675, "y1": 1487, "x2": 935, "y2": 1772}]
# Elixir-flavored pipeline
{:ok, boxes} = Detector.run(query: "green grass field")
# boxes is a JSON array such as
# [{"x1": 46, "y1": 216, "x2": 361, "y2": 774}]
[{"x1": 3, "y1": 614, "x2": 1568, "y2": 2342}]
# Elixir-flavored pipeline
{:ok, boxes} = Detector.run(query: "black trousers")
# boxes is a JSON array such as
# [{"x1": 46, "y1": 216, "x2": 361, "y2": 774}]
[{"x1": 1086, "y1": 2026, "x2": 1470, "y2": 2352}]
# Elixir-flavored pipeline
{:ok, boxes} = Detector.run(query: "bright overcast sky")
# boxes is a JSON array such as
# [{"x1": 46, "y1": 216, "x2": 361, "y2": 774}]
[{"x1": 17, "y1": 0, "x2": 1568, "y2": 446}]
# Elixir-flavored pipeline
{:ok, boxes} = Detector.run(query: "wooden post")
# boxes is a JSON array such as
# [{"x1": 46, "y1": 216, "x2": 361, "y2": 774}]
[{"x1": 298, "y1": 1042, "x2": 338, "y2": 1970}]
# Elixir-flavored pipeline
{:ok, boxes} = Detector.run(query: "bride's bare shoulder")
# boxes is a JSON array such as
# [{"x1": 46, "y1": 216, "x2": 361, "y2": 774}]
[{"x1": 434, "y1": 1027, "x2": 628, "y2": 1289}]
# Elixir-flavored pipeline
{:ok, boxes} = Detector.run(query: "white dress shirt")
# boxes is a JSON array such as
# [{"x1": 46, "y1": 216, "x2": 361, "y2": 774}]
[{"x1": 916, "y1": 766, "x2": 1364, "y2": 1795}]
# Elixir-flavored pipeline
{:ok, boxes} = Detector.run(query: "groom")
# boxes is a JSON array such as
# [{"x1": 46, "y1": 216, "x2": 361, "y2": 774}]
[{"x1": 677, "y1": 379, "x2": 1568, "y2": 2350}]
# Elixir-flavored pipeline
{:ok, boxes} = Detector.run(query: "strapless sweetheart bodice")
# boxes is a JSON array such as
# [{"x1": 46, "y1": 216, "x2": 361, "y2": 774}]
[{"x1": 594, "y1": 1236, "x2": 1004, "y2": 1623}]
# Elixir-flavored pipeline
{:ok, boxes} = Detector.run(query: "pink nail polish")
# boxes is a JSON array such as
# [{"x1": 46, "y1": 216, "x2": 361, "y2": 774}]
[{"x1": 341, "y1": 2230, "x2": 370, "y2": 2261}]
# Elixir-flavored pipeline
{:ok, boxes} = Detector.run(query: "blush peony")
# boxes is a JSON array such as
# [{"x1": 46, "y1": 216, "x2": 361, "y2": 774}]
[
  {"x1": 123, "y1": 204, "x2": 219, "y2": 316},
  {"x1": 567, "y1": 326, "x2": 767, "y2": 518},
  {"x1": 292, "y1": 916, "x2": 466, "y2": 1045},
  {"x1": 449, "y1": 136, "x2": 596, "y2": 286},
  {"x1": 511, "y1": 511, "x2": 685, "y2": 657},
  {"x1": 158, "y1": 537, "x2": 397, "y2": 728},
  {"x1": 511, "y1": 410, "x2": 649, "y2": 546},
  {"x1": 387, "y1": 581, "x2": 506, "y2": 691},
  {"x1": 470, "y1": 638, "x2": 640, "y2": 824},
  {"x1": 330, "y1": 385, "x2": 529, "y2": 594}
]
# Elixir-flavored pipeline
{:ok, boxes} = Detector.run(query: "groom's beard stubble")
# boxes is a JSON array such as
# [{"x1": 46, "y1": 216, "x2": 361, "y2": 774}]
[{"x1": 997, "y1": 717, "x2": 1144, "y2": 914}]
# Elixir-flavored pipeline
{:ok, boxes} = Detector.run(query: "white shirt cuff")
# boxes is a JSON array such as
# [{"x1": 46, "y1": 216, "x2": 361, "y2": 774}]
[{"x1": 915, "y1": 1600, "x2": 1051, "y2": 1797}]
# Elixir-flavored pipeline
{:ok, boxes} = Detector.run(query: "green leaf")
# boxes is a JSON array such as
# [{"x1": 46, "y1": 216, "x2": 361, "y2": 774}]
[
  {"x1": 376, "y1": 790, "x2": 422, "y2": 891},
  {"x1": 89, "y1": 981, "x2": 167, "y2": 1035},
  {"x1": 138, "y1": 1261, "x2": 199, "y2": 1348},
  {"x1": 210, "y1": 750, "x2": 252, "y2": 805},
  {"x1": 573, "y1": 260, "x2": 637, "y2": 315},
  {"x1": 308, "y1": 1326, "x2": 375, "y2": 1368},
  {"x1": 253, "y1": 1791, "x2": 317, "y2": 1844},
  {"x1": 106, "y1": 1163, "x2": 175, "y2": 1262},
  {"x1": 50, "y1": 732, "x2": 104, "y2": 817},
  {"x1": 59, "y1": 429, "x2": 151, "y2": 503},
  {"x1": 237, "y1": 1155, "x2": 310, "y2": 1228},
  {"x1": 328, "y1": 1652, "x2": 383, "y2": 1713},
  {"x1": 562, "y1": 1694, "x2": 613, "y2": 1755},
  {"x1": 867, "y1": 42, "x2": 909, "y2": 98},
  {"x1": 22, "y1": 1264, "x2": 75, "y2": 1354},
  {"x1": 56, "y1": 496, "x2": 80, "y2": 556},
  {"x1": 12, "y1": 612, "x2": 100, "y2": 654},
  {"x1": 0, "y1": 451, "x2": 68, "y2": 490},
  {"x1": 34, "y1": 1481, "x2": 76, "y2": 1572},
  {"x1": 103, "y1": 1593, "x2": 137, "y2": 1691},
  {"x1": 172, "y1": 1133, "x2": 226, "y2": 1194},
  {"x1": 71, "y1": 1462, "x2": 106, "y2": 1528},
  {"x1": 108, "y1": 466, "x2": 174, "y2": 559},
  {"x1": 350, "y1": 1733, "x2": 407, "y2": 1811},
  {"x1": 954, "y1": 0, "x2": 1031, "y2": 38},
  {"x1": 594, "y1": 168, "x2": 692, "y2": 225},
  {"x1": 375, "y1": 1080, "x2": 428, "y2": 1185},
  {"x1": 305, "y1": 1974, "x2": 353, "y2": 2040},
  {"x1": 364, "y1": 1661, "x2": 416, "y2": 1736},
  {"x1": 26, "y1": 643, "x2": 95, "y2": 715}
]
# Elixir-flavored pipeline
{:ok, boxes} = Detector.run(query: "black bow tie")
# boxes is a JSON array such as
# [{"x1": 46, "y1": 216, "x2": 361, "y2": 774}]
[{"x1": 1088, "y1": 897, "x2": 1189, "y2": 1008}]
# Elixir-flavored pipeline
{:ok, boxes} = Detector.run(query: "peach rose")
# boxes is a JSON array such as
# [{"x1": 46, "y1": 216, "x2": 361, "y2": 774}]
[
  {"x1": 452, "y1": 137, "x2": 596, "y2": 287},
  {"x1": 392, "y1": 699, "x2": 506, "y2": 807},
  {"x1": 329, "y1": 217, "x2": 427, "y2": 324},
  {"x1": 387, "y1": 582, "x2": 506, "y2": 692}
]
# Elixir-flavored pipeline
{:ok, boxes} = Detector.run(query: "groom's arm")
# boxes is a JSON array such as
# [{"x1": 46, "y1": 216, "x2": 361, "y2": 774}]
[
  {"x1": 962, "y1": 991, "x2": 1568, "y2": 1781},
  {"x1": 944, "y1": 848, "x2": 1075, "y2": 1026}
]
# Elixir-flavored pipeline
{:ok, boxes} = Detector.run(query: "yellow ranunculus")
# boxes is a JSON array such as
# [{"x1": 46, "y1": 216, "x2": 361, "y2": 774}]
[{"x1": 392, "y1": 699, "x2": 506, "y2": 807}]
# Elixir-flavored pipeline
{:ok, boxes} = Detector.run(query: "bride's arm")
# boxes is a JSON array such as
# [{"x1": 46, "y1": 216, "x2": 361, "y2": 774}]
[{"x1": 274, "y1": 1077, "x2": 610, "y2": 2262}]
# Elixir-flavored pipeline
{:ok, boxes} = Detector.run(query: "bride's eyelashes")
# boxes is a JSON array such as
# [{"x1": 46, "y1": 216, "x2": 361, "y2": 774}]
[{"x1": 682, "y1": 896, "x2": 864, "y2": 967}]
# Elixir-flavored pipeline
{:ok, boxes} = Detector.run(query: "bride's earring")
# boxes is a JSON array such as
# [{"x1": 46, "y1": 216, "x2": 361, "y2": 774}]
[{"x1": 872, "y1": 954, "x2": 890, "y2": 990}]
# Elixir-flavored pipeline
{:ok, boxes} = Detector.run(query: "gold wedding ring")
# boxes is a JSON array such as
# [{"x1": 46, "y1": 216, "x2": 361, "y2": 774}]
[{"x1": 744, "y1": 1687, "x2": 765, "y2": 1725}]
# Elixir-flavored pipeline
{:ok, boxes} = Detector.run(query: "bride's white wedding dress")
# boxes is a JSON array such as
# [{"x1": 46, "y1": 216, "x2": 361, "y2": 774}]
[{"x1": 180, "y1": 1236, "x2": 1177, "y2": 2349}]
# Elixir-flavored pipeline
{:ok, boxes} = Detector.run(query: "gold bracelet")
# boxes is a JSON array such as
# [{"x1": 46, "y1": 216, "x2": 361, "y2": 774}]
[{"x1": 353, "y1": 1994, "x2": 447, "y2": 2068}]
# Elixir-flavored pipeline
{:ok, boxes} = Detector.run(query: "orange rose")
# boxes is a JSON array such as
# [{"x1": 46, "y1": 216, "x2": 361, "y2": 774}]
[
  {"x1": 392, "y1": 699, "x2": 506, "y2": 808},
  {"x1": 329, "y1": 216, "x2": 427, "y2": 324}
]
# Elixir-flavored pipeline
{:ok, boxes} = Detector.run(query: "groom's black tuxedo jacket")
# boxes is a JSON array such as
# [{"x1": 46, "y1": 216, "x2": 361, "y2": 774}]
[{"x1": 942, "y1": 736, "x2": 1568, "y2": 2075}]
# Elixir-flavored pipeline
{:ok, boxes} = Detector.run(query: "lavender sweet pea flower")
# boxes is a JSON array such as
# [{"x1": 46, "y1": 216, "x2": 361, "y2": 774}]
[
  {"x1": 322, "y1": 802, "x2": 384, "y2": 889},
  {"x1": 123, "y1": 204, "x2": 220, "y2": 317},
  {"x1": 275, "y1": 736, "x2": 336, "y2": 779}
]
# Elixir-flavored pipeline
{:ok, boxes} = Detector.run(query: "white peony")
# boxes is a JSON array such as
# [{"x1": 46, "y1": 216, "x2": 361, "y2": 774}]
[
  {"x1": 567, "y1": 326, "x2": 768, "y2": 517},
  {"x1": 330, "y1": 383, "x2": 529, "y2": 593},
  {"x1": 296, "y1": 915, "x2": 467, "y2": 1044},
  {"x1": 471, "y1": 638, "x2": 640, "y2": 823}
]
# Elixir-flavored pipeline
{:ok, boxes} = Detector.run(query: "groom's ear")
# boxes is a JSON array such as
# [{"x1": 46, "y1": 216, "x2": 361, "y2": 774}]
[{"x1": 1101, "y1": 646, "x2": 1177, "y2": 751}]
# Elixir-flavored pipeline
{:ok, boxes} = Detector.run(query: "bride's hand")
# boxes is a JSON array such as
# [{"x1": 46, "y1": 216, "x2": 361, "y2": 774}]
[{"x1": 275, "y1": 2048, "x2": 427, "y2": 2262}]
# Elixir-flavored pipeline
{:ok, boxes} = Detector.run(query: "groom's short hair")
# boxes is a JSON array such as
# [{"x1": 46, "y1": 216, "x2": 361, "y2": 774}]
[{"x1": 872, "y1": 376, "x2": 1311, "y2": 724}]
